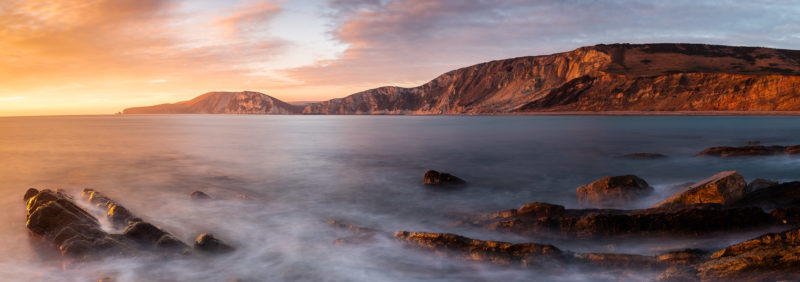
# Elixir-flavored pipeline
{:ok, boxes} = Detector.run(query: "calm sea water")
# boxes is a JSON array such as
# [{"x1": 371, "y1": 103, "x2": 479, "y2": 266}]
[{"x1": 1, "y1": 115, "x2": 800, "y2": 281}]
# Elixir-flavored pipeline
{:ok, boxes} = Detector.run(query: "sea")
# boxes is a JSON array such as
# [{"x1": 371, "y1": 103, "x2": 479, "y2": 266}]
[{"x1": 1, "y1": 115, "x2": 799, "y2": 281}]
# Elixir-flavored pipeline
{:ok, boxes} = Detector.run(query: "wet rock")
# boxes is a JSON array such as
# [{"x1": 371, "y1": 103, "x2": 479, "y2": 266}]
[
  {"x1": 423, "y1": 170, "x2": 466, "y2": 186},
  {"x1": 696, "y1": 145, "x2": 795, "y2": 157},
  {"x1": 787, "y1": 145, "x2": 800, "y2": 155},
  {"x1": 190, "y1": 191, "x2": 211, "y2": 200},
  {"x1": 734, "y1": 181, "x2": 800, "y2": 210},
  {"x1": 465, "y1": 202, "x2": 773, "y2": 239},
  {"x1": 655, "y1": 249, "x2": 707, "y2": 265},
  {"x1": 746, "y1": 178, "x2": 779, "y2": 192},
  {"x1": 771, "y1": 207, "x2": 800, "y2": 225},
  {"x1": 81, "y1": 189, "x2": 135, "y2": 227},
  {"x1": 123, "y1": 222, "x2": 167, "y2": 245},
  {"x1": 618, "y1": 153, "x2": 667, "y2": 159},
  {"x1": 572, "y1": 253, "x2": 661, "y2": 269},
  {"x1": 697, "y1": 227, "x2": 800, "y2": 281},
  {"x1": 394, "y1": 231, "x2": 564, "y2": 267},
  {"x1": 194, "y1": 233, "x2": 234, "y2": 254},
  {"x1": 576, "y1": 175, "x2": 653, "y2": 208},
  {"x1": 652, "y1": 171, "x2": 747, "y2": 208},
  {"x1": 23, "y1": 189, "x2": 136, "y2": 259},
  {"x1": 655, "y1": 266, "x2": 699, "y2": 282}
]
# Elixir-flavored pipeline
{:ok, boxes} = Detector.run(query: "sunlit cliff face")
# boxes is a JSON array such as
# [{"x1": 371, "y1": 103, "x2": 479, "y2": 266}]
[{"x1": 2, "y1": 0, "x2": 800, "y2": 116}]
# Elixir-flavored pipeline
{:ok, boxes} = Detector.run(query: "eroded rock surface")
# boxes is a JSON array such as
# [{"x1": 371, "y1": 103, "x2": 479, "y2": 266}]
[
  {"x1": 652, "y1": 171, "x2": 747, "y2": 208},
  {"x1": 733, "y1": 181, "x2": 800, "y2": 210},
  {"x1": 576, "y1": 175, "x2": 653, "y2": 208},
  {"x1": 194, "y1": 233, "x2": 234, "y2": 254}
]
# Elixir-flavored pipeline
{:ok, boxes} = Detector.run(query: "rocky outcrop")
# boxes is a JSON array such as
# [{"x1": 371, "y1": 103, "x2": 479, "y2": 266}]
[
  {"x1": 697, "y1": 227, "x2": 800, "y2": 281},
  {"x1": 302, "y1": 43, "x2": 800, "y2": 114},
  {"x1": 463, "y1": 202, "x2": 772, "y2": 239},
  {"x1": 696, "y1": 145, "x2": 800, "y2": 157},
  {"x1": 422, "y1": 170, "x2": 466, "y2": 186},
  {"x1": 23, "y1": 189, "x2": 138, "y2": 260},
  {"x1": 23, "y1": 188, "x2": 238, "y2": 261},
  {"x1": 123, "y1": 91, "x2": 301, "y2": 114},
  {"x1": 652, "y1": 171, "x2": 747, "y2": 208},
  {"x1": 576, "y1": 175, "x2": 653, "y2": 208}
]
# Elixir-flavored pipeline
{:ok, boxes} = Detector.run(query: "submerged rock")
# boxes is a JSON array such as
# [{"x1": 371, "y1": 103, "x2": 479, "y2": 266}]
[
  {"x1": 576, "y1": 175, "x2": 653, "y2": 208},
  {"x1": 651, "y1": 171, "x2": 747, "y2": 208},
  {"x1": 194, "y1": 233, "x2": 234, "y2": 254},
  {"x1": 423, "y1": 170, "x2": 466, "y2": 186},
  {"x1": 618, "y1": 153, "x2": 667, "y2": 159},
  {"x1": 697, "y1": 227, "x2": 800, "y2": 281},
  {"x1": 190, "y1": 191, "x2": 211, "y2": 200},
  {"x1": 696, "y1": 145, "x2": 796, "y2": 157}
]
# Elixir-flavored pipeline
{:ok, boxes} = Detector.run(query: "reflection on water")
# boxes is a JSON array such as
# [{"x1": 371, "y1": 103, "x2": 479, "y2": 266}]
[{"x1": 1, "y1": 115, "x2": 800, "y2": 281}]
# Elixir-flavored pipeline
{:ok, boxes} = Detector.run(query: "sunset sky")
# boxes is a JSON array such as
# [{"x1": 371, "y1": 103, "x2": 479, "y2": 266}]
[{"x1": 1, "y1": 0, "x2": 799, "y2": 116}]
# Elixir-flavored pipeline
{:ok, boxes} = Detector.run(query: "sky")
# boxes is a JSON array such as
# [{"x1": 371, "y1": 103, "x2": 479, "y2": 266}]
[{"x1": 1, "y1": 0, "x2": 799, "y2": 116}]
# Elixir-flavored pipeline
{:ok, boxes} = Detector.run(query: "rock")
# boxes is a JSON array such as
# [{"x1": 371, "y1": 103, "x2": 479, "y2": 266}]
[
  {"x1": 80, "y1": 189, "x2": 135, "y2": 227},
  {"x1": 123, "y1": 222, "x2": 167, "y2": 245},
  {"x1": 618, "y1": 153, "x2": 667, "y2": 159},
  {"x1": 696, "y1": 145, "x2": 794, "y2": 157},
  {"x1": 733, "y1": 181, "x2": 800, "y2": 210},
  {"x1": 464, "y1": 202, "x2": 773, "y2": 239},
  {"x1": 771, "y1": 207, "x2": 800, "y2": 225},
  {"x1": 651, "y1": 171, "x2": 747, "y2": 208},
  {"x1": 787, "y1": 145, "x2": 800, "y2": 155},
  {"x1": 422, "y1": 170, "x2": 465, "y2": 186},
  {"x1": 194, "y1": 233, "x2": 234, "y2": 254},
  {"x1": 697, "y1": 227, "x2": 800, "y2": 281},
  {"x1": 23, "y1": 189, "x2": 137, "y2": 259},
  {"x1": 576, "y1": 175, "x2": 653, "y2": 208},
  {"x1": 746, "y1": 178, "x2": 779, "y2": 192},
  {"x1": 655, "y1": 266, "x2": 699, "y2": 282},
  {"x1": 190, "y1": 191, "x2": 211, "y2": 200},
  {"x1": 394, "y1": 231, "x2": 564, "y2": 267},
  {"x1": 655, "y1": 249, "x2": 707, "y2": 265}
]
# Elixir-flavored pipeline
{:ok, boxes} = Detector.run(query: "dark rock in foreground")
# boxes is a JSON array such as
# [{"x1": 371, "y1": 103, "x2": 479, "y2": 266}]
[
  {"x1": 423, "y1": 170, "x2": 466, "y2": 186},
  {"x1": 697, "y1": 227, "x2": 800, "y2": 281},
  {"x1": 746, "y1": 178, "x2": 779, "y2": 192},
  {"x1": 618, "y1": 153, "x2": 667, "y2": 159},
  {"x1": 576, "y1": 175, "x2": 653, "y2": 208},
  {"x1": 652, "y1": 171, "x2": 747, "y2": 208},
  {"x1": 24, "y1": 189, "x2": 137, "y2": 260},
  {"x1": 463, "y1": 202, "x2": 773, "y2": 239},
  {"x1": 697, "y1": 145, "x2": 800, "y2": 157},
  {"x1": 194, "y1": 233, "x2": 234, "y2": 254}
]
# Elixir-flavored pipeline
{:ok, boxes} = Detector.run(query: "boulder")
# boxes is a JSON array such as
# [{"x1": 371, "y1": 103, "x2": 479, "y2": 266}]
[
  {"x1": 422, "y1": 170, "x2": 465, "y2": 186},
  {"x1": 194, "y1": 233, "x2": 234, "y2": 254},
  {"x1": 746, "y1": 178, "x2": 779, "y2": 192},
  {"x1": 733, "y1": 181, "x2": 800, "y2": 210},
  {"x1": 576, "y1": 175, "x2": 653, "y2": 208},
  {"x1": 697, "y1": 227, "x2": 800, "y2": 281},
  {"x1": 190, "y1": 191, "x2": 211, "y2": 200},
  {"x1": 81, "y1": 189, "x2": 135, "y2": 227},
  {"x1": 696, "y1": 145, "x2": 794, "y2": 157},
  {"x1": 618, "y1": 153, "x2": 667, "y2": 159},
  {"x1": 651, "y1": 171, "x2": 747, "y2": 208}
]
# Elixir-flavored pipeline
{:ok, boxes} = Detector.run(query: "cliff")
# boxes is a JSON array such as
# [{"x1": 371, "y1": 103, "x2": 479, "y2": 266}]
[
  {"x1": 302, "y1": 43, "x2": 800, "y2": 114},
  {"x1": 123, "y1": 91, "x2": 301, "y2": 114}
]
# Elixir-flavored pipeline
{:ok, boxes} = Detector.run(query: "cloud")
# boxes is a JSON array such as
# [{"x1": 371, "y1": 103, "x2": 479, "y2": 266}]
[{"x1": 281, "y1": 0, "x2": 800, "y2": 92}]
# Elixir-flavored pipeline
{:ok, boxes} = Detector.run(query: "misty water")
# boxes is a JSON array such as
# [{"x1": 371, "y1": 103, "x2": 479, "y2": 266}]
[{"x1": 2, "y1": 115, "x2": 800, "y2": 281}]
